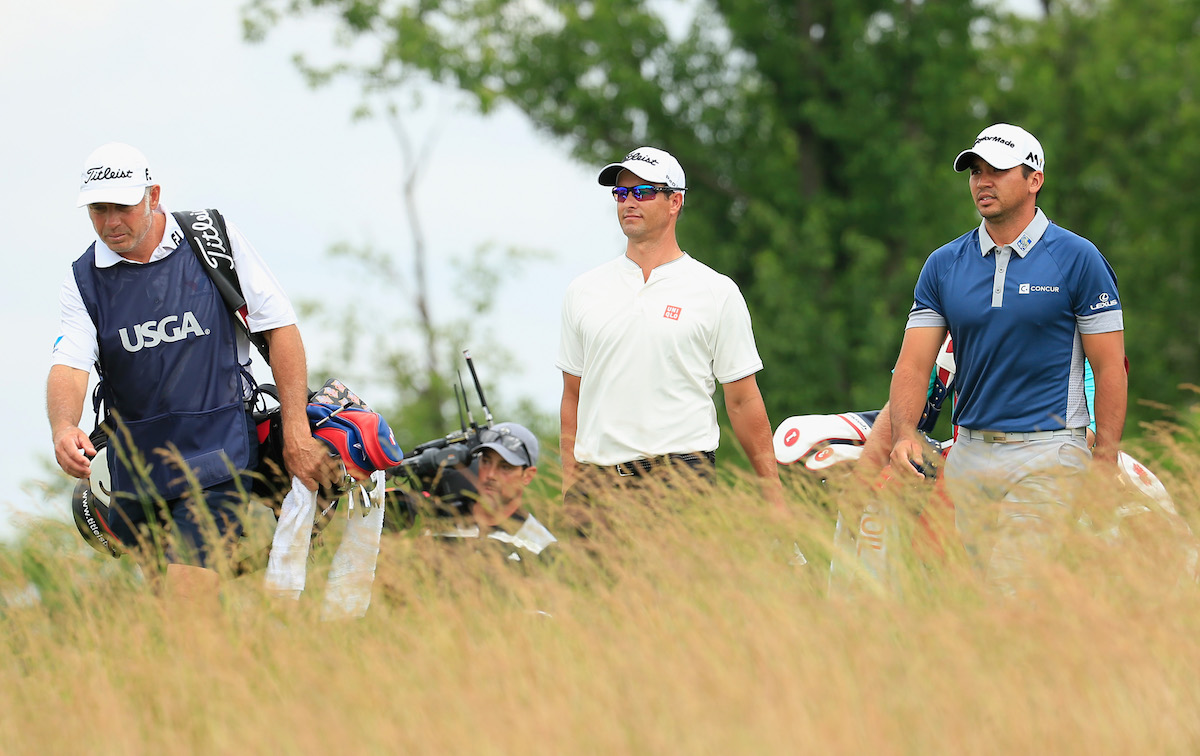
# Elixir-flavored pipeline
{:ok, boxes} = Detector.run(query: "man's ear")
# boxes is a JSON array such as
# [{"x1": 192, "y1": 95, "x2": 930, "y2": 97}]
[{"x1": 522, "y1": 466, "x2": 537, "y2": 486}]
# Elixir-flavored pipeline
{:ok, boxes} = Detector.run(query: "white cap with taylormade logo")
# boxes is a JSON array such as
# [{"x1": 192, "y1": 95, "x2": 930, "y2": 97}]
[
  {"x1": 76, "y1": 142, "x2": 156, "y2": 207},
  {"x1": 598, "y1": 146, "x2": 687, "y2": 190},
  {"x1": 953, "y1": 124, "x2": 1045, "y2": 173}
]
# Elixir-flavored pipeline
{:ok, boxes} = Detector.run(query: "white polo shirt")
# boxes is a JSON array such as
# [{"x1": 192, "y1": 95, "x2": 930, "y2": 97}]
[
  {"x1": 52, "y1": 206, "x2": 296, "y2": 373},
  {"x1": 557, "y1": 253, "x2": 763, "y2": 466}
]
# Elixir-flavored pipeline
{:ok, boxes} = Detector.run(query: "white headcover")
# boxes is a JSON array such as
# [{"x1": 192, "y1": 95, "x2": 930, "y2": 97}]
[{"x1": 773, "y1": 413, "x2": 873, "y2": 466}]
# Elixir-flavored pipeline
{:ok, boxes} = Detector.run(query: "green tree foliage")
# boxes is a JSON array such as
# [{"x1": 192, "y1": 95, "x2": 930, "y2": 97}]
[
  {"x1": 245, "y1": 0, "x2": 1200, "y2": 437},
  {"x1": 984, "y1": 0, "x2": 1200, "y2": 430},
  {"x1": 244, "y1": 0, "x2": 993, "y2": 422}
]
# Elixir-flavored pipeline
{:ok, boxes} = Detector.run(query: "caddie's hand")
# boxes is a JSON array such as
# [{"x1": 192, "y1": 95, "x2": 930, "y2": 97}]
[
  {"x1": 53, "y1": 426, "x2": 95, "y2": 479},
  {"x1": 283, "y1": 434, "x2": 342, "y2": 492},
  {"x1": 890, "y1": 438, "x2": 933, "y2": 481}
]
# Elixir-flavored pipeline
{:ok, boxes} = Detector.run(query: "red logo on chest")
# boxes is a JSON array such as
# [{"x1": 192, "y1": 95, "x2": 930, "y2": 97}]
[{"x1": 663, "y1": 305, "x2": 682, "y2": 320}]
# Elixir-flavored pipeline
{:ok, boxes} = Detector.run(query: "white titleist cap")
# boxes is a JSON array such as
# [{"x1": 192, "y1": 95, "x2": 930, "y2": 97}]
[
  {"x1": 598, "y1": 146, "x2": 687, "y2": 190},
  {"x1": 76, "y1": 142, "x2": 155, "y2": 207},
  {"x1": 953, "y1": 124, "x2": 1045, "y2": 173}
]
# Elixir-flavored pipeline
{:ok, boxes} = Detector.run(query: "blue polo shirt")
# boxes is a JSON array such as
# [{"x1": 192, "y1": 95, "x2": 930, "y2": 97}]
[{"x1": 907, "y1": 209, "x2": 1122, "y2": 432}]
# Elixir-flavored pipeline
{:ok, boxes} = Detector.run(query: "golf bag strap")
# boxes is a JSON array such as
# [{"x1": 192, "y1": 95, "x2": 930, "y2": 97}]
[
  {"x1": 172, "y1": 209, "x2": 272, "y2": 366},
  {"x1": 90, "y1": 376, "x2": 107, "y2": 433}
]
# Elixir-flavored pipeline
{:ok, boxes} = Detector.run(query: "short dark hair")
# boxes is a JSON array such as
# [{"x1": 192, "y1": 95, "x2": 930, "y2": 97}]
[{"x1": 1020, "y1": 164, "x2": 1042, "y2": 196}]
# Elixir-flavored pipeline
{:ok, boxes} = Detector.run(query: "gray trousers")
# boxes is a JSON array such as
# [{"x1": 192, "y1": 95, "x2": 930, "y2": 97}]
[{"x1": 944, "y1": 433, "x2": 1091, "y2": 595}]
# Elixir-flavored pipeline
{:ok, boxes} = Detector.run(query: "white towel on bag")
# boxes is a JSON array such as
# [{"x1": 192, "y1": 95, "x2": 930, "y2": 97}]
[
  {"x1": 264, "y1": 475, "x2": 318, "y2": 599},
  {"x1": 321, "y1": 471, "x2": 387, "y2": 621},
  {"x1": 263, "y1": 471, "x2": 387, "y2": 619}
]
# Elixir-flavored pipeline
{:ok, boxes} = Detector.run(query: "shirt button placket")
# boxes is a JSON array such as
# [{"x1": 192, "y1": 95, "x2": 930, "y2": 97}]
[{"x1": 992, "y1": 246, "x2": 1009, "y2": 307}]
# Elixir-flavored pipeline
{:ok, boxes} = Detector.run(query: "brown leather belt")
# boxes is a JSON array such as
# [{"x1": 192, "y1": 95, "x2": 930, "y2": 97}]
[{"x1": 594, "y1": 451, "x2": 717, "y2": 478}]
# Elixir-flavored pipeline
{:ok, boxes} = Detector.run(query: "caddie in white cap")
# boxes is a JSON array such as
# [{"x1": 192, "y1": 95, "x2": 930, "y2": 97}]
[
  {"x1": 556, "y1": 145, "x2": 784, "y2": 519},
  {"x1": 886, "y1": 122, "x2": 1127, "y2": 596},
  {"x1": 48, "y1": 141, "x2": 340, "y2": 605},
  {"x1": 76, "y1": 142, "x2": 157, "y2": 207}
]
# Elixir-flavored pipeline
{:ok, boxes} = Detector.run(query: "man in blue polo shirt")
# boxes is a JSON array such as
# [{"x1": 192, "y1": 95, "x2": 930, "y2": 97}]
[{"x1": 887, "y1": 123, "x2": 1127, "y2": 595}]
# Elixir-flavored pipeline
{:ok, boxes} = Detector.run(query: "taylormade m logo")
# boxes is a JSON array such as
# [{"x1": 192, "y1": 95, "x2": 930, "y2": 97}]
[{"x1": 118, "y1": 311, "x2": 210, "y2": 352}]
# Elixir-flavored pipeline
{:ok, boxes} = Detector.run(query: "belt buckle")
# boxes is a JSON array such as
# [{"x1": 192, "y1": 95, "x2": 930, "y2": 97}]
[
  {"x1": 616, "y1": 463, "x2": 637, "y2": 477},
  {"x1": 983, "y1": 431, "x2": 1008, "y2": 443}
]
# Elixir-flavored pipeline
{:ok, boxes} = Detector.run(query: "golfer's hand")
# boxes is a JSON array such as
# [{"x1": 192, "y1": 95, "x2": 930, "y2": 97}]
[
  {"x1": 1090, "y1": 445, "x2": 1119, "y2": 470},
  {"x1": 53, "y1": 425, "x2": 95, "y2": 479},
  {"x1": 762, "y1": 476, "x2": 787, "y2": 513},
  {"x1": 283, "y1": 434, "x2": 342, "y2": 492},
  {"x1": 890, "y1": 438, "x2": 933, "y2": 481}
]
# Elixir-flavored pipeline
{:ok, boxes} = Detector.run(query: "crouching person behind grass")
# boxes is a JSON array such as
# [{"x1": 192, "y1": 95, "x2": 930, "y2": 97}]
[{"x1": 429, "y1": 422, "x2": 557, "y2": 563}]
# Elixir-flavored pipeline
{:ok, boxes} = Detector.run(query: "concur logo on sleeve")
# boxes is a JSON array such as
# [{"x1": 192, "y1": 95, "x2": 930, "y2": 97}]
[
  {"x1": 118, "y1": 312, "x2": 209, "y2": 352},
  {"x1": 1090, "y1": 292, "x2": 1119, "y2": 310}
]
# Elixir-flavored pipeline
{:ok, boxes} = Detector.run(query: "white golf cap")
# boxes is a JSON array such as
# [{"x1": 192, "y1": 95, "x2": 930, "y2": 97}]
[
  {"x1": 598, "y1": 146, "x2": 687, "y2": 190},
  {"x1": 953, "y1": 124, "x2": 1045, "y2": 173},
  {"x1": 76, "y1": 142, "x2": 156, "y2": 207}
]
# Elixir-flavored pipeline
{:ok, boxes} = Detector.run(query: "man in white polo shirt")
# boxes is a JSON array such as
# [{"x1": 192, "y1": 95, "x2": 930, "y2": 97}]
[
  {"x1": 47, "y1": 142, "x2": 339, "y2": 602},
  {"x1": 557, "y1": 146, "x2": 783, "y2": 513}
]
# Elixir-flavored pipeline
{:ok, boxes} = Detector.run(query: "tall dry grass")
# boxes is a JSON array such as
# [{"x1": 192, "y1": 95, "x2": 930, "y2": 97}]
[{"x1": 3, "y1": 450, "x2": 1200, "y2": 755}]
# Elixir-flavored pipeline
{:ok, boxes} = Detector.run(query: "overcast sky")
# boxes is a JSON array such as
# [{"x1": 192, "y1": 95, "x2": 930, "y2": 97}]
[{"x1": 2, "y1": 0, "x2": 627, "y2": 540}]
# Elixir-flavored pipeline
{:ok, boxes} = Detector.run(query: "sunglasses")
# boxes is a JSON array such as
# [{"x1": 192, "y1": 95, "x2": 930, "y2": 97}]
[
  {"x1": 611, "y1": 184, "x2": 676, "y2": 202},
  {"x1": 477, "y1": 427, "x2": 533, "y2": 467}
]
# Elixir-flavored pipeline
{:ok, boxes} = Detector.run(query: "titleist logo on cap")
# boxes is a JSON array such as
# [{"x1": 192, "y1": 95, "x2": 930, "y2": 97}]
[
  {"x1": 625, "y1": 150, "x2": 659, "y2": 166},
  {"x1": 83, "y1": 166, "x2": 138, "y2": 184}
]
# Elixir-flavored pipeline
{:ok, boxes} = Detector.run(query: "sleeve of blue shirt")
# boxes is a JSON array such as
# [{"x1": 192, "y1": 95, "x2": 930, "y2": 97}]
[
  {"x1": 911, "y1": 250, "x2": 946, "y2": 319},
  {"x1": 1067, "y1": 239, "x2": 1123, "y2": 331}
]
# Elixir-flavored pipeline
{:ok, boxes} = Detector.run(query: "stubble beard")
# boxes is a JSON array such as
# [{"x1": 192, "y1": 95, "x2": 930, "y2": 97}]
[{"x1": 103, "y1": 201, "x2": 153, "y2": 255}]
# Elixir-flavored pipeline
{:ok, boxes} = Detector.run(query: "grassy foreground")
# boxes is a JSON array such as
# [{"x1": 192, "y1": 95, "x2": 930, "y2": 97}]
[{"x1": 3, "y1": 453, "x2": 1200, "y2": 755}]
